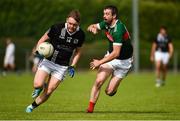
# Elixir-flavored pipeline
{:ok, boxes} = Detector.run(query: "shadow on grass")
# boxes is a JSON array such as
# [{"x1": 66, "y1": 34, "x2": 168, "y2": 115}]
[
  {"x1": 95, "y1": 110, "x2": 170, "y2": 114},
  {"x1": 43, "y1": 110, "x2": 170, "y2": 114}
]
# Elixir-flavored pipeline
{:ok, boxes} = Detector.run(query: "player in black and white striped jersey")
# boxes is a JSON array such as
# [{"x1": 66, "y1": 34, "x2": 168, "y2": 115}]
[
  {"x1": 26, "y1": 10, "x2": 85, "y2": 113},
  {"x1": 150, "y1": 26, "x2": 174, "y2": 87}
]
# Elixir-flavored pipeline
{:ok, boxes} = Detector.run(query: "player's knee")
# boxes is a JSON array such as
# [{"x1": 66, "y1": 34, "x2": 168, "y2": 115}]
[
  {"x1": 95, "y1": 80, "x2": 104, "y2": 89},
  {"x1": 34, "y1": 82, "x2": 43, "y2": 88},
  {"x1": 156, "y1": 66, "x2": 161, "y2": 70},
  {"x1": 105, "y1": 89, "x2": 117, "y2": 96}
]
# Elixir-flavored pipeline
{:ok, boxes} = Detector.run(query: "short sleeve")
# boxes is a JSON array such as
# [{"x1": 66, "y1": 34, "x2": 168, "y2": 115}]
[
  {"x1": 112, "y1": 24, "x2": 124, "y2": 45},
  {"x1": 153, "y1": 37, "x2": 157, "y2": 43},
  {"x1": 77, "y1": 31, "x2": 85, "y2": 47},
  {"x1": 47, "y1": 25, "x2": 58, "y2": 39},
  {"x1": 97, "y1": 21, "x2": 106, "y2": 30},
  {"x1": 167, "y1": 36, "x2": 172, "y2": 43}
]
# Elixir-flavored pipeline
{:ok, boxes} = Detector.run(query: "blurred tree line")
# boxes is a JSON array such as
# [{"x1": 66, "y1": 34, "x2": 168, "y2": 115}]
[
  {"x1": 0, "y1": 0, "x2": 180, "y2": 70},
  {"x1": 1, "y1": 0, "x2": 179, "y2": 41}
]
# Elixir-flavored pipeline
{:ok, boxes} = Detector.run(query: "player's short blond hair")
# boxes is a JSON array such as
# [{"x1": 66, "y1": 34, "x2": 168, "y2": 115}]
[{"x1": 67, "y1": 10, "x2": 81, "y2": 23}]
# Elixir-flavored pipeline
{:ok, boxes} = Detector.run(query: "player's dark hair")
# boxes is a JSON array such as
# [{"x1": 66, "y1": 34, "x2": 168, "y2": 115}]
[
  {"x1": 6, "y1": 37, "x2": 12, "y2": 43},
  {"x1": 104, "y1": 5, "x2": 119, "y2": 19},
  {"x1": 160, "y1": 25, "x2": 167, "y2": 31},
  {"x1": 67, "y1": 10, "x2": 81, "y2": 23}
]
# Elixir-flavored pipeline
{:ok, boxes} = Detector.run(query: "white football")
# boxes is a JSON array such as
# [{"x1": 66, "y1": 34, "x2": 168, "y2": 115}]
[{"x1": 37, "y1": 42, "x2": 54, "y2": 58}]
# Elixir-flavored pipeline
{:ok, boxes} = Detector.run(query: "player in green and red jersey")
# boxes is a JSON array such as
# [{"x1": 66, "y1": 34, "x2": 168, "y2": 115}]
[{"x1": 87, "y1": 5, "x2": 133, "y2": 113}]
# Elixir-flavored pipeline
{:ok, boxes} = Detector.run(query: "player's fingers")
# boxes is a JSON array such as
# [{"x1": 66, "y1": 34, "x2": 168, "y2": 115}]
[
  {"x1": 91, "y1": 28, "x2": 97, "y2": 34},
  {"x1": 90, "y1": 63, "x2": 95, "y2": 69},
  {"x1": 90, "y1": 64, "x2": 93, "y2": 69},
  {"x1": 91, "y1": 67, "x2": 95, "y2": 70},
  {"x1": 87, "y1": 27, "x2": 91, "y2": 31},
  {"x1": 90, "y1": 66, "x2": 95, "y2": 70},
  {"x1": 87, "y1": 25, "x2": 93, "y2": 31}
]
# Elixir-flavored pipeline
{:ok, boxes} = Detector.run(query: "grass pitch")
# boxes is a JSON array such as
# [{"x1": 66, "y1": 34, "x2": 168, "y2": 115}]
[{"x1": 0, "y1": 71, "x2": 180, "y2": 120}]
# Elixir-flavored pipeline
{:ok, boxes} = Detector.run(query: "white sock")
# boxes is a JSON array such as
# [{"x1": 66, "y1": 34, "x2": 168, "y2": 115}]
[{"x1": 156, "y1": 79, "x2": 161, "y2": 84}]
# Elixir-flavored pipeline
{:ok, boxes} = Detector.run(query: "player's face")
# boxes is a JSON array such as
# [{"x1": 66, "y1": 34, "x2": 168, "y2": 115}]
[
  {"x1": 160, "y1": 28, "x2": 167, "y2": 36},
  {"x1": 66, "y1": 17, "x2": 79, "y2": 33},
  {"x1": 103, "y1": 9, "x2": 114, "y2": 24},
  {"x1": 6, "y1": 39, "x2": 11, "y2": 45}
]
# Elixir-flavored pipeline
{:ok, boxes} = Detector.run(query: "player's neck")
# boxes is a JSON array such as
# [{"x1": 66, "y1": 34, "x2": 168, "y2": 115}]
[{"x1": 110, "y1": 19, "x2": 118, "y2": 28}]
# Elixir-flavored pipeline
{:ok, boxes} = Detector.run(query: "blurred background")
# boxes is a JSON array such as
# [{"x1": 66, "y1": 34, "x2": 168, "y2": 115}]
[{"x1": 0, "y1": 0, "x2": 180, "y2": 72}]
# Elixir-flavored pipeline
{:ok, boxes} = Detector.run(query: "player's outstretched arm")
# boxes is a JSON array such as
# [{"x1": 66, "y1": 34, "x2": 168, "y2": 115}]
[{"x1": 87, "y1": 24, "x2": 99, "y2": 34}]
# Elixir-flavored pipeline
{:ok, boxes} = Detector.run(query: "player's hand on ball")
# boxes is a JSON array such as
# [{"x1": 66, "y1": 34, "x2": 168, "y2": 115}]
[{"x1": 34, "y1": 51, "x2": 44, "y2": 59}]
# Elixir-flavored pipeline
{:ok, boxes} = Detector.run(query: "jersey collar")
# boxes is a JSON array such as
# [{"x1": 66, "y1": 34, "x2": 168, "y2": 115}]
[
  {"x1": 65, "y1": 23, "x2": 80, "y2": 36},
  {"x1": 109, "y1": 20, "x2": 118, "y2": 28}
]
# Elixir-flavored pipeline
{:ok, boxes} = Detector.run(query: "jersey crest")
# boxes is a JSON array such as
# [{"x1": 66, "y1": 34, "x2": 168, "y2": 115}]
[
  {"x1": 59, "y1": 28, "x2": 66, "y2": 39},
  {"x1": 123, "y1": 31, "x2": 130, "y2": 40},
  {"x1": 105, "y1": 31, "x2": 114, "y2": 42}
]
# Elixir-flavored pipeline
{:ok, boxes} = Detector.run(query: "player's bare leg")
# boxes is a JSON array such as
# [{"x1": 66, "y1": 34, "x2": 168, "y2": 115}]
[
  {"x1": 34, "y1": 70, "x2": 49, "y2": 88},
  {"x1": 2, "y1": 64, "x2": 8, "y2": 76},
  {"x1": 105, "y1": 76, "x2": 122, "y2": 96},
  {"x1": 87, "y1": 64, "x2": 112, "y2": 113},
  {"x1": 5, "y1": 64, "x2": 15, "y2": 72},
  {"x1": 32, "y1": 70, "x2": 49, "y2": 98},
  {"x1": 10, "y1": 63, "x2": 15, "y2": 70},
  {"x1": 161, "y1": 64, "x2": 167, "y2": 85},
  {"x1": 2, "y1": 64, "x2": 14, "y2": 76},
  {"x1": 155, "y1": 61, "x2": 162, "y2": 87},
  {"x1": 35, "y1": 76, "x2": 61, "y2": 105},
  {"x1": 26, "y1": 76, "x2": 61, "y2": 113}
]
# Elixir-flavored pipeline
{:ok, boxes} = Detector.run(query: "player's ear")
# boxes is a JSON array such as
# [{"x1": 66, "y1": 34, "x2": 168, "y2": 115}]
[
  {"x1": 113, "y1": 14, "x2": 116, "y2": 19},
  {"x1": 77, "y1": 22, "x2": 80, "y2": 26}
]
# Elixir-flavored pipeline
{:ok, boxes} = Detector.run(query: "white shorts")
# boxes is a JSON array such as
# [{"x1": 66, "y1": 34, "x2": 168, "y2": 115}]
[
  {"x1": 155, "y1": 51, "x2": 169, "y2": 65},
  {"x1": 4, "y1": 56, "x2": 15, "y2": 65},
  {"x1": 105, "y1": 57, "x2": 133, "y2": 79},
  {"x1": 38, "y1": 59, "x2": 68, "y2": 81}
]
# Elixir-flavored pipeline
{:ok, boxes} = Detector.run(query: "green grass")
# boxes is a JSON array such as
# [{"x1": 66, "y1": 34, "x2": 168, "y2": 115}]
[{"x1": 0, "y1": 71, "x2": 180, "y2": 120}]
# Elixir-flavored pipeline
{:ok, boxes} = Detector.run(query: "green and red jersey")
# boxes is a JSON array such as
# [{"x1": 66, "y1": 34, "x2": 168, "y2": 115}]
[{"x1": 97, "y1": 20, "x2": 133, "y2": 59}]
